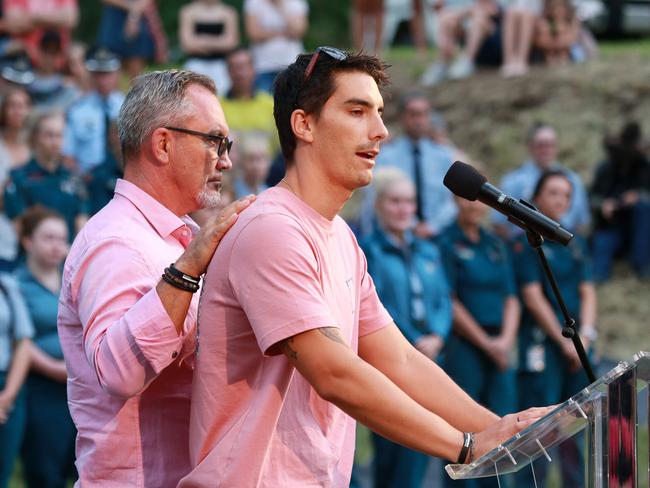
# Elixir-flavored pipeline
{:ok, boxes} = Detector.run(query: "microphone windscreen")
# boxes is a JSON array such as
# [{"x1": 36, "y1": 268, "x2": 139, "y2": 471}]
[{"x1": 443, "y1": 161, "x2": 487, "y2": 201}]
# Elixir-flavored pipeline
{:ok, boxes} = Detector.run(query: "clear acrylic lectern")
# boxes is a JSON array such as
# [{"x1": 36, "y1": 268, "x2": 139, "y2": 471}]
[{"x1": 446, "y1": 351, "x2": 650, "y2": 487}]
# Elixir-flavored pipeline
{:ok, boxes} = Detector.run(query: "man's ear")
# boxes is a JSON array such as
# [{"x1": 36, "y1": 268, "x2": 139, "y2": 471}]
[
  {"x1": 290, "y1": 109, "x2": 315, "y2": 144},
  {"x1": 150, "y1": 127, "x2": 172, "y2": 166}
]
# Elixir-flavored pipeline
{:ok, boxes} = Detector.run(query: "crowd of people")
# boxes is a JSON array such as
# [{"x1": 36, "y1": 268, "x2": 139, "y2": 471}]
[
  {"x1": 351, "y1": 0, "x2": 598, "y2": 84},
  {"x1": 0, "y1": 1, "x2": 646, "y2": 488}
]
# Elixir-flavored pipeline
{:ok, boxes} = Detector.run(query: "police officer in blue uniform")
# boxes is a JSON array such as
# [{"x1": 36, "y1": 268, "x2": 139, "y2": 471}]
[
  {"x1": 16, "y1": 207, "x2": 76, "y2": 487},
  {"x1": 360, "y1": 169, "x2": 452, "y2": 488},
  {"x1": 512, "y1": 170, "x2": 597, "y2": 488},
  {"x1": 4, "y1": 112, "x2": 87, "y2": 242},
  {"x1": 62, "y1": 47, "x2": 124, "y2": 174},
  {"x1": 438, "y1": 191, "x2": 520, "y2": 488}
]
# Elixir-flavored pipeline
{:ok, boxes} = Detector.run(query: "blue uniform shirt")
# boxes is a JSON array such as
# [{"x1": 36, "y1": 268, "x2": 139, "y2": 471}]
[
  {"x1": 0, "y1": 273, "x2": 34, "y2": 372},
  {"x1": 438, "y1": 222, "x2": 517, "y2": 328},
  {"x1": 492, "y1": 160, "x2": 591, "y2": 238},
  {"x1": 360, "y1": 136, "x2": 457, "y2": 236},
  {"x1": 360, "y1": 228, "x2": 452, "y2": 344},
  {"x1": 15, "y1": 266, "x2": 62, "y2": 360},
  {"x1": 62, "y1": 90, "x2": 125, "y2": 173},
  {"x1": 87, "y1": 152, "x2": 122, "y2": 216},
  {"x1": 3, "y1": 158, "x2": 88, "y2": 239},
  {"x1": 512, "y1": 234, "x2": 593, "y2": 324}
]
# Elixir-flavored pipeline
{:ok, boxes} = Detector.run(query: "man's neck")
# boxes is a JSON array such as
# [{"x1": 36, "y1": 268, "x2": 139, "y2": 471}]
[
  {"x1": 124, "y1": 163, "x2": 189, "y2": 217},
  {"x1": 533, "y1": 159, "x2": 554, "y2": 171},
  {"x1": 281, "y1": 167, "x2": 350, "y2": 221}
]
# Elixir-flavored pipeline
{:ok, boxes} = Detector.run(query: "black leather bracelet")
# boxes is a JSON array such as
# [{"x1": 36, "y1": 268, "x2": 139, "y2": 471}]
[
  {"x1": 468, "y1": 432, "x2": 475, "y2": 463},
  {"x1": 457, "y1": 432, "x2": 472, "y2": 464},
  {"x1": 167, "y1": 263, "x2": 201, "y2": 284},
  {"x1": 162, "y1": 268, "x2": 199, "y2": 293}
]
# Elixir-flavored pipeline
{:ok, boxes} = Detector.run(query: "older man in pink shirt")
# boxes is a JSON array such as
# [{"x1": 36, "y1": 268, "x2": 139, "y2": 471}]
[
  {"x1": 180, "y1": 49, "x2": 552, "y2": 487},
  {"x1": 58, "y1": 70, "x2": 253, "y2": 487}
]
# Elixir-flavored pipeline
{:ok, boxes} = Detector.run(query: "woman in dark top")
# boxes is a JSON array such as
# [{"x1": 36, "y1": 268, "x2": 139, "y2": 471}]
[
  {"x1": 16, "y1": 206, "x2": 76, "y2": 487},
  {"x1": 179, "y1": 0, "x2": 240, "y2": 94},
  {"x1": 590, "y1": 122, "x2": 650, "y2": 281},
  {"x1": 512, "y1": 170, "x2": 597, "y2": 488},
  {"x1": 438, "y1": 192, "x2": 519, "y2": 488}
]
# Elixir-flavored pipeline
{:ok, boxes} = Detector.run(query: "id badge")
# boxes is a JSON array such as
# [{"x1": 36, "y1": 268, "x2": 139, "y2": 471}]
[{"x1": 526, "y1": 344, "x2": 546, "y2": 372}]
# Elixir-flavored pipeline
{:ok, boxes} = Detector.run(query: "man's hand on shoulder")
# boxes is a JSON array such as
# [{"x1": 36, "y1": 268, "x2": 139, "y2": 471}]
[{"x1": 176, "y1": 195, "x2": 256, "y2": 277}]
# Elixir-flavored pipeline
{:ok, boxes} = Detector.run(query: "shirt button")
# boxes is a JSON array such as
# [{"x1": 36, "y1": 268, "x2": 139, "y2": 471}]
[
  {"x1": 172, "y1": 351, "x2": 178, "y2": 359},
  {"x1": 181, "y1": 229, "x2": 189, "y2": 236}
]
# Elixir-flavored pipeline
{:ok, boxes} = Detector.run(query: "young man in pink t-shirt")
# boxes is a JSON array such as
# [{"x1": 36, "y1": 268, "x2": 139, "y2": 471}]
[{"x1": 181, "y1": 48, "x2": 552, "y2": 487}]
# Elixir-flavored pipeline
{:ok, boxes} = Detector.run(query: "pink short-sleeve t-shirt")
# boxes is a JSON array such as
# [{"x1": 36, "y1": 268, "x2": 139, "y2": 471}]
[{"x1": 180, "y1": 187, "x2": 392, "y2": 487}]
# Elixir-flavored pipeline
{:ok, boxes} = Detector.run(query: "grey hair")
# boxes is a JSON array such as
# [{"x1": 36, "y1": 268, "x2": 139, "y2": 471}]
[
  {"x1": 118, "y1": 69, "x2": 217, "y2": 161},
  {"x1": 373, "y1": 167, "x2": 414, "y2": 201}
]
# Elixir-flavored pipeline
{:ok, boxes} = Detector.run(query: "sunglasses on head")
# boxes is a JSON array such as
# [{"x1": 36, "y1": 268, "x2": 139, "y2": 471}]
[{"x1": 303, "y1": 46, "x2": 348, "y2": 81}]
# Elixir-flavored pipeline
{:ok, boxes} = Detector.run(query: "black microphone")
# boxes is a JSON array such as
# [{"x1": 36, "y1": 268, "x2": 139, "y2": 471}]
[{"x1": 443, "y1": 161, "x2": 573, "y2": 245}]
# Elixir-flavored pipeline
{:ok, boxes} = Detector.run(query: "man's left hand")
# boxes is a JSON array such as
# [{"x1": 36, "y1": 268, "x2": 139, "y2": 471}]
[{"x1": 175, "y1": 195, "x2": 256, "y2": 277}]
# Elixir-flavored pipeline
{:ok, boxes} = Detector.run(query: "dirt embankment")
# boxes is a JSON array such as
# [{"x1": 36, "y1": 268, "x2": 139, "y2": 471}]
[{"x1": 386, "y1": 52, "x2": 650, "y2": 360}]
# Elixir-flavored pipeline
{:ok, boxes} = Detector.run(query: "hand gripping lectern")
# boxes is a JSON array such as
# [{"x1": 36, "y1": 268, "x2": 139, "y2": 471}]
[{"x1": 446, "y1": 351, "x2": 650, "y2": 487}]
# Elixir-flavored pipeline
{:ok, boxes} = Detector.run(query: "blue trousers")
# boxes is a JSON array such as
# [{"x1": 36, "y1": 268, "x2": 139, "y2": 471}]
[
  {"x1": 372, "y1": 432, "x2": 430, "y2": 488},
  {"x1": 516, "y1": 341, "x2": 589, "y2": 487},
  {"x1": 21, "y1": 374, "x2": 77, "y2": 488},
  {"x1": 0, "y1": 372, "x2": 26, "y2": 488},
  {"x1": 591, "y1": 201, "x2": 650, "y2": 281},
  {"x1": 443, "y1": 334, "x2": 517, "y2": 488}
]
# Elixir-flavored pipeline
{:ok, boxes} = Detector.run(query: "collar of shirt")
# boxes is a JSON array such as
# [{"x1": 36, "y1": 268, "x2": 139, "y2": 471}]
[
  {"x1": 523, "y1": 159, "x2": 562, "y2": 175},
  {"x1": 24, "y1": 157, "x2": 66, "y2": 177},
  {"x1": 113, "y1": 179, "x2": 197, "y2": 245},
  {"x1": 375, "y1": 226, "x2": 415, "y2": 254},
  {"x1": 448, "y1": 221, "x2": 490, "y2": 247}
]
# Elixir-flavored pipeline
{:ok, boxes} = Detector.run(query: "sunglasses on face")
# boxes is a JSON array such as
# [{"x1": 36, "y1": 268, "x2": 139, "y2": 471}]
[{"x1": 165, "y1": 126, "x2": 233, "y2": 157}]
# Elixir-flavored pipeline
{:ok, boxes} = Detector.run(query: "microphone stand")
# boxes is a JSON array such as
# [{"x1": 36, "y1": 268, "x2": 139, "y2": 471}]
[{"x1": 509, "y1": 202, "x2": 596, "y2": 383}]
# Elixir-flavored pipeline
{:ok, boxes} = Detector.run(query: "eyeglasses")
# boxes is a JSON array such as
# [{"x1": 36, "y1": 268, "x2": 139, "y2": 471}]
[
  {"x1": 165, "y1": 126, "x2": 233, "y2": 157},
  {"x1": 304, "y1": 46, "x2": 348, "y2": 81}
]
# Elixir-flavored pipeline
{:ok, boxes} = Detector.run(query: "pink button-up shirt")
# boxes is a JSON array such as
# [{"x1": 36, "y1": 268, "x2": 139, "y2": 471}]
[{"x1": 58, "y1": 179, "x2": 200, "y2": 487}]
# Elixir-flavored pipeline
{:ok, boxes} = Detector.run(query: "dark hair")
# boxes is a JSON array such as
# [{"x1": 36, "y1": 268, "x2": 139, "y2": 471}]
[
  {"x1": 532, "y1": 169, "x2": 571, "y2": 200},
  {"x1": 620, "y1": 121, "x2": 641, "y2": 147},
  {"x1": 19, "y1": 205, "x2": 65, "y2": 242},
  {"x1": 603, "y1": 121, "x2": 645, "y2": 169},
  {"x1": 273, "y1": 50, "x2": 390, "y2": 164},
  {"x1": 397, "y1": 90, "x2": 429, "y2": 113},
  {"x1": 0, "y1": 87, "x2": 31, "y2": 129}
]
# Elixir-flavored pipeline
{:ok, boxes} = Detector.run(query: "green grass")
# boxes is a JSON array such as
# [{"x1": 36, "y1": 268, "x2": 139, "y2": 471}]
[{"x1": 598, "y1": 38, "x2": 650, "y2": 56}]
